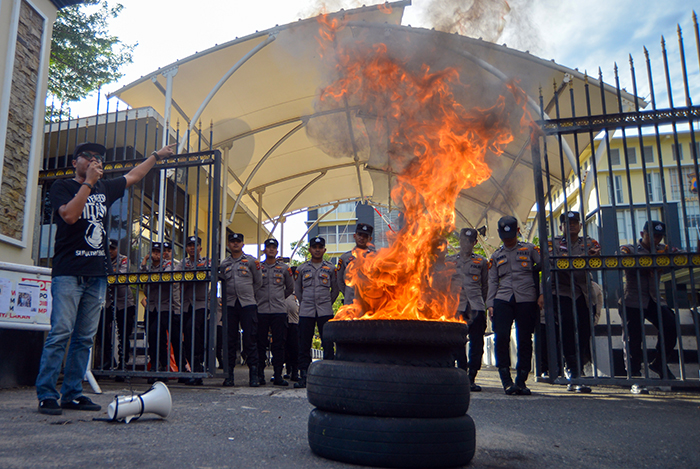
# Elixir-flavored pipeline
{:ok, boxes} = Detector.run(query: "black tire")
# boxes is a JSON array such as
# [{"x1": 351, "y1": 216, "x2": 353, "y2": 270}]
[
  {"x1": 308, "y1": 409, "x2": 476, "y2": 468},
  {"x1": 307, "y1": 360, "x2": 470, "y2": 418},
  {"x1": 327, "y1": 319, "x2": 467, "y2": 367},
  {"x1": 325, "y1": 319, "x2": 468, "y2": 348}
]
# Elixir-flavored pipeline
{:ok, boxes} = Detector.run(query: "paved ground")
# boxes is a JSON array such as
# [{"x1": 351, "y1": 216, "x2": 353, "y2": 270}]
[{"x1": 1, "y1": 366, "x2": 699, "y2": 468}]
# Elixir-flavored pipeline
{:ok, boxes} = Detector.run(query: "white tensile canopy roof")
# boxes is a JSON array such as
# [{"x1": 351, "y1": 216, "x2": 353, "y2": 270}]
[{"x1": 108, "y1": 1, "x2": 640, "y2": 252}]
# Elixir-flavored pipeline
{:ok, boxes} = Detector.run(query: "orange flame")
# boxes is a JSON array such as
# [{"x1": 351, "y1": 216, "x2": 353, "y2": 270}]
[{"x1": 316, "y1": 13, "x2": 524, "y2": 321}]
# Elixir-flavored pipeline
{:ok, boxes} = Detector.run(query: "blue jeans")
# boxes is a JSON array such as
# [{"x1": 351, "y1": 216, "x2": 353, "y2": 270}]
[{"x1": 36, "y1": 276, "x2": 106, "y2": 402}]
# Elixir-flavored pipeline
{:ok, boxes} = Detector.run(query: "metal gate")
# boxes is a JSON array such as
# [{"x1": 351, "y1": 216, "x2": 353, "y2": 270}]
[
  {"x1": 532, "y1": 18, "x2": 700, "y2": 389},
  {"x1": 38, "y1": 112, "x2": 221, "y2": 381}
]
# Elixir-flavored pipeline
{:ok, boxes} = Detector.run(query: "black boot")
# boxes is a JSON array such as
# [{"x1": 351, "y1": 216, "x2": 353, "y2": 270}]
[
  {"x1": 273, "y1": 367, "x2": 289, "y2": 386},
  {"x1": 565, "y1": 356, "x2": 591, "y2": 393},
  {"x1": 249, "y1": 366, "x2": 260, "y2": 387},
  {"x1": 468, "y1": 370, "x2": 482, "y2": 392},
  {"x1": 258, "y1": 369, "x2": 266, "y2": 386},
  {"x1": 289, "y1": 367, "x2": 300, "y2": 382},
  {"x1": 294, "y1": 369, "x2": 307, "y2": 388},
  {"x1": 222, "y1": 368, "x2": 234, "y2": 387},
  {"x1": 499, "y1": 367, "x2": 517, "y2": 395},
  {"x1": 514, "y1": 369, "x2": 532, "y2": 395}
]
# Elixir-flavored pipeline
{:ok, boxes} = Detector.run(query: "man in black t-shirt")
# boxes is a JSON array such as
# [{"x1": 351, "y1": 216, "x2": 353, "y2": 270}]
[{"x1": 36, "y1": 141, "x2": 175, "y2": 416}]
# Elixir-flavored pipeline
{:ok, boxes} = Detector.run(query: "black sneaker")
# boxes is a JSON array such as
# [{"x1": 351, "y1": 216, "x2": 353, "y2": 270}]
[
  {"x1": 38, "y1": 399, "x2": 62, "y2": 415},
  {"x1": 61, "y1": 396, "x2": 101, "y2": 411}
]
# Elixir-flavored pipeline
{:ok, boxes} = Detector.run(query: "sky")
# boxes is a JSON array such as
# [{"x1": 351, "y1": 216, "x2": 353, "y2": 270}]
[{"x1": 66, "y1": 0, "x2": 697, "y2": 258}]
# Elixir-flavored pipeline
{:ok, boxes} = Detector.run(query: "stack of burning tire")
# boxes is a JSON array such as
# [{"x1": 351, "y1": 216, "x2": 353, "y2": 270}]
[{"x1": 306, "y1": 319, "x2": 476, "y2": 468}]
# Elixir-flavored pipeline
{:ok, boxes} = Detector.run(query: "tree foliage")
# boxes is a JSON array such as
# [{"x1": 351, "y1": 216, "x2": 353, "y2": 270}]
[{"x1": 48, "y1": 1, "x2": 135, "y2": 112}]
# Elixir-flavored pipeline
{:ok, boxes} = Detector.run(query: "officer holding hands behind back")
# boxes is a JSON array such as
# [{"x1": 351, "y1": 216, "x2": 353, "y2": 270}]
[{"x1": 293, "y1": 236, "x2": 339, "y2": 389}]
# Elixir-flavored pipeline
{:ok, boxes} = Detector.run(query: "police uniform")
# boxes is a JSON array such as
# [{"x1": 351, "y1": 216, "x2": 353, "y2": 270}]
[
  {"x1": 548, "y1": 212, "x2": 599, "y2": 391},
  {"x1": 284, "y1": 293, "x2": 300, "y2": 381},
  {"x1": 452, "y1": 228, "x2": 488, "y2": 389},
  {"x1": 294, "y1": 237, "x2": 339, "y2": 388},
  {"x1": 487, "y1": 216, "x2": 541, "y2": 395},
  {"x1": 220, "y1": 232, "x2": 262, "y2": 386},
  {"x1": 256, "y1": 239, "x2": 294, "y2": 385},
  {"x1": 619, "y1": 221, "x2": 678, "y2": 378},
  {"x1": 182, "y1": 236, "x2": 211, "y2": 382},
  {"x1": 337, "y1": 223, "x2": 375, "y2": 305},
  {"x1": 140, "y1": 242, "x2": 182, "y2": 373},
  {"x1": 96, "y1": 241, "x2": 136, "y2": 372}
]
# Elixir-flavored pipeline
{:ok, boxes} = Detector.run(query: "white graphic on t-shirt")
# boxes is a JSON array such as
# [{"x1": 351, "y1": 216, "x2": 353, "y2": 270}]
[{"x1": 82, "y1": 193, "x2": 107, "y2": 250}]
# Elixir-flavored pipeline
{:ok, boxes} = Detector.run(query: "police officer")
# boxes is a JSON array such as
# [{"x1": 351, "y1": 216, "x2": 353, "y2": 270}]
[
  {"x1": 487, "y1": 216, "x2": 543, "y2": 395},
  {"x1": 219, "y1": 232, "x2": 262, "y2": 387},
  {"x1": 619, "y1": 220, "x2": 678, "y2": 392},
  {"x1": 452, "y1": 228, "x2": 488, "y2": 392},
  {"x1": 293, "y1": 236, "x2": 339, "y2": 388},
  {"x1": 182, "y1": 236, "x2": 211, "y2": 386},
  {"x1": 140, "y1": 241, "x2": 182, "y2": 380},
  {"x1": 548, "y1": 211, "x2": 600, "y2": 393},
  {"x1": 108, "y1": 239, "x2": 136, "y2": 378},
  {"x1": 337, "y1": 223, "x2": 374, "y2": 305},
  {"x1": 96, "y1": 239, "x2": 136, "y2": 380},
  {"x1": 256, "y1": 239, "x2": 294, "y2": 386}
]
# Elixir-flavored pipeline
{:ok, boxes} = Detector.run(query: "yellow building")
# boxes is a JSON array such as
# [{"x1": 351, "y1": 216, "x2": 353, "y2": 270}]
[{"x1": 542, "y1": 128, "x2": 699, "y2": 250}]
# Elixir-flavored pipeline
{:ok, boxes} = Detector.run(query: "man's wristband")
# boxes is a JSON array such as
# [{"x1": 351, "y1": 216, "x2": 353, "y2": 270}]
[
  {"x1": 151, "y1": 151, "x2": 161, "y2": 161},
  {"x1": 82, "y1": 182, "x2": 93, "y2": 190}
]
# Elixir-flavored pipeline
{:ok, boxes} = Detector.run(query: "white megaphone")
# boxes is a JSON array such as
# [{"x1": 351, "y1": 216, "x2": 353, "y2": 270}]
[{"x1": 107, "y1": 381, "x2": 172, "y2": 423}]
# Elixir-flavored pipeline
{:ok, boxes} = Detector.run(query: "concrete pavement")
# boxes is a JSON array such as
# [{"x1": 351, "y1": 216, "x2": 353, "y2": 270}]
[{"x1": 1, "y1": 366, "x2": 699, "y2": 468}]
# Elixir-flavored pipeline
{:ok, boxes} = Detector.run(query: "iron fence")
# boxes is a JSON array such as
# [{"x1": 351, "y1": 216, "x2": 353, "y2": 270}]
[
  {"x1": 38, "y1": 110, "x2": 222, "y2": 380},
  {"x1": 532, "y1": 15, "x2": 700, "y2": 389}
]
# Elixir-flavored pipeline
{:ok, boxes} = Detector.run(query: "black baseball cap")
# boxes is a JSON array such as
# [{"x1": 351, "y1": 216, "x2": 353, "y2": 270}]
[
  {"x1": 151, "y1": 242, "x2": 162, "y2": 251},
  {"x1": 355, "y1": 223, "x2": 374, "y2": 236},
  {"x1": 643, "y1": 220, "x2": 666, "y2": 236},
  {"x1": 108, "y1": 239, "x2": 119, "y2": 249},
  {"x1": 497, "y1": 216, "x2": 518, "y2": 239},
  {"x1": 560, "y1": 211, "x2": 581, "y2": 224},
  {"x1": 264, "y1": 239, "x2": 279, "y2": 248},
  {"x1": 460, "y1": 228, "x2": 477, "y2": 242},
  {"x1": 186, "y1": 236, "x2": 201, "y2": 245},
  {"x1": 310, "y1": 236, "x2": 326, "y2": 247},
  {"x1": 228, "y1": 233, "x2": 244, "y2": 242},
  {"x1": 73, "y1": 142, "x2": 106, "y2": 159}
]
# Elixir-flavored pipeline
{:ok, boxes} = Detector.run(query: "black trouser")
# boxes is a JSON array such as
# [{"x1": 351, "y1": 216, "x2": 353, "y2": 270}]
[
  {"x1": 95, "y1": 305, "x2": 136, "y2": 370},
  {"x1": 467, "y1": 310, "x2": 487, "y2": 373},
  {"x1": 184, "y1": 306, "x2": 207, "y2": 373},
  {"x1": 492, "y1": 298, "x2": 538, "y2": 373},
  {"x1": 623, "y1": 300, "x2": 677, "y2": 375},
  {"x1": 298, "y1": 315, "x2": 333, "y2": 371},
  {"x1": 257, "y1": 313, "x2": 287, "y2": 376},
  {"x1": 216, "y1": 324, "x2": 223, "y2": 368},
  {"x1": 115, "y1": 305, "x2": 136, "y2": 369},
  {"x1": 285, "y1": 322, "x2": 299, "y2": 372},
  {"x1": 147, "y1": 309, "x2": 182, "y2": 372},
  {"x1": 225, "y1": 301, "x2": 258, "y2": 370},
  {"x1": 553, "y1": 295, "x2": 592, "y2": 374}
]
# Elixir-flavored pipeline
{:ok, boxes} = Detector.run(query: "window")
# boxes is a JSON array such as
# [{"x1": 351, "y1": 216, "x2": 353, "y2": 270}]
[
  {"x1": 607, "y1": 175, "x2": 624, "y2": 204},
  {"x1": 646, "y1": 172, "x2": 662, "y2": 202},
  {"x1": 642, "y1": 145, "x2": 654, "y2": 163},
  {"x1": 672, "y1": 143, "x2": 684, "y2": 161},
  {"x1": 317, "y1": 202, "x2": 358, "y2": 221},
  {"x1": 317, "y1": 225, "x2": 337, "y2": 244},
  {"x1": 669, "y1": 167, "x2": 696, "y2": 200},
  {"x1": 626, "y1": 147, "x2": 637, "y2": 165},
  {"x1": 316, "y1": 224, "x2": 354, "y2": 247},
  {"x1": 610, "y1": 148, "x2": 621, "y2": 166}
]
